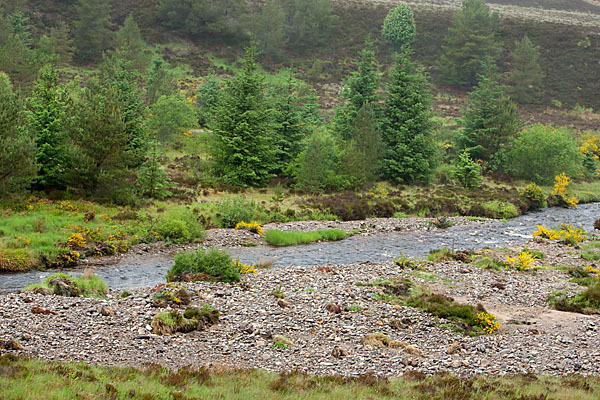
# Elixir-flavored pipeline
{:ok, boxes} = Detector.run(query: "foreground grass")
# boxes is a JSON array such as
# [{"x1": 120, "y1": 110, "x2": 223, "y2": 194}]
[
  {"x1": 1, "y1": 355, "x2": 599, "y2": 400},
  {"x1": 264, "y1": 229, "x2": 348, "y2": 246}
]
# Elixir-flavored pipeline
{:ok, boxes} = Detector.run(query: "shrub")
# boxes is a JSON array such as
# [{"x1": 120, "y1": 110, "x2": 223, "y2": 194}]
[
  {"x1": 521, "y1": 183, "x2": 545, "y2": 210},
  {"x1": 453, "y1": 151, "x2": 482, "y2": 189},
  {"x1": 0, "y1": 248, "x2": 35, "y2": 272},
  {"x1": 507, "y1": 125, "x2": 582, "y2": 184},
  {"x1": 548, "y1": 173, "x2": 578, "y2": 208},
  {"x1": 167, "y1": 248, "x2": 240, "y2": 282},
  {"x1": 22, "y1": 272, "x2": 108, "y2": 298},
  {"x1": 505, "y1": 251, "x2": 536, "y2": 271},
  {"x1": 154, "y1": 208, "x2": 204, "y2": 243},
  {"x1": 216, "y1": 198, "x2": 260, "y2": 228},
  {"x1": 481, "y1": 200, "x2": 519, "y2": 219}
]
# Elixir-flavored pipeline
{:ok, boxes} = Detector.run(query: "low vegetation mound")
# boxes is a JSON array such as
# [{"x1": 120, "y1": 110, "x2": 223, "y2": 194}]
[
  {"x1": 151, "y1": 305, "x2": 219, "y2": 335},
  {"x1": 22, "y1": 272, "x2": 108, "y2": 298},
  {"x1": 167, "y1": 247, "x2": 241, "y2": 283},
  {"x1": 264, "y1": 229, "x2": 348, "y2": 246}
]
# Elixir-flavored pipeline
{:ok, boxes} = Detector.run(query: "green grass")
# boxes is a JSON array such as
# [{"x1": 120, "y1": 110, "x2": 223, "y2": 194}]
[
  {"x1": 427, "y1": 248, "x2": 455, "y2": 262},
  {"x1": 22, "y1": 272, "x2": 108, "y2": 298},
  {"x1": 264, "y1": 229, "x2": 347, "y2": 246},
  {"x1": 581, "y1": 251, "x2": 600, "y2": 261},
  {"x1": 2, "y1": 355, "x2": 600, "y2": 399}
]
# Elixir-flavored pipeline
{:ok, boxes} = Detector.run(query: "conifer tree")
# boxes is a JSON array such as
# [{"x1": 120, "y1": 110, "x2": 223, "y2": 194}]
[
  {"x1": 114, "y1": 15, "x2": 149, "y2": 72},
  {"x1": 26, "y1": 64, "x2": 71, "y2": 190},
  {"x1": 48, "y1": 21, "x2": 74, "y2": 66},
  {"x1": 293, "y1": 128, "x2": 338, "y2": 192},
  {"x1": 252, "y1": 0, "x2": 286, "y2": 59},
  {"x1": 73, "y1": 0, "x2": 112, "y2": 63},
  {"x1": 440, "y1": 0, "x2": 501, "y2": 88},
  {"x1": 381, "y1": 3, "x2": 416, "y2": 50},
  {"x1": 136, "y1": 140, "x2": 173, "y2": 199},
  {"x1": 508, "y1": 35, "x2": 544, "y2": 104},
  {"x1": 145, "y1": 56, "x2": 177, "y2": 104},
  {"x1": 211, "y1": 43, "x2": 275, "y2": 187},
  {"x1": 333, "y1": 40, "x2": 379, "y2": 140},
  {"x1": 460, "y1": 68, "x2": 521, "y2": 170},
  {"x1": 0, "y1": 72, "x2": 36, "y2": 195},
  {"x1": 381, "y1": 51, "x2": 436, "y2": 184},
  {"x1": 282, "y1": 0, "x2": 337, "y2": 52}
]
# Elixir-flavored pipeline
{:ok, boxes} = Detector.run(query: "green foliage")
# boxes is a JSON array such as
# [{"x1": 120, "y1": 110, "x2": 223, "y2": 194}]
[
  {"x1": 46, "y1": 22, "x2": 74, "y2": 66},
  {"x1": 381, "y1": 51, "x2": 436, "y2": 184},
  {"x1": 522, "y1": 182, "x2": 546, "y2": 209},
  {"x1": 167, "y1": 247, "x2": 240, "y2": 282},
  {"x1": 215, "y1": 197, "x2": 260, "y2": 228},
  {"x1": 267, "y1": 70, "x2": 321, "y2": 175},
  {"x1": 427, "y1": 248, "x2": 455, "y2": 262},
  {"x1": 381, "y1": 3, "x2": 416, "y2": 49},
  {"x1": 338, "y1": 104, "x2": 383, "y2": 188},
  {"x1": 459, "y1": 69, "x2": 521, "y2": 169},
  {"x1": 114, "y1": 15, "x2": 150, "y2": 72},
  {"x1": 136, "y1": 142, "x2": 174, "y2": 200},
  {"x1": 26, "y1": 64, "x2": 71, "y2": 190},
  {"x1": 481, "y1": 200, "x2": 518, "y2": 219},
  {"x1": 264, "y1": 229, "x2": 346, "y2": 246},
  {"x1": 404, "y1": 293, "x2": 484, "y2": 334},
  {"x1": 145, "y1": 56, "x2": 177, "y2": 105},
  {"x1": 548, "y1": 281, "x2": 600, "y2": 314},
  {"x1": 252, "y1": 0, "x2": 286, "y2": 59},
  {"x1": 156, "y1": 0, "x2": 247, "y2": 39},
  {"x1": 333, "y1": 41, "x2": 380, "y2": 141},
  {"x1": 154, "y1": 208, "x2": 204, "y2": 243},
  {"x1": 73, "y1": 0, "x2": 113, "y2": 63},
  {"x1": 508, "y1": 35, "x2": 544, "y2": 104},
  {"x1": 453, "y1": 151, "x2": 482, "y2": 189},
  {"x1": 0, "y1": 28, "x2": 42, "y2": 86},
  {"x1": 440, "y1": 0, "x2": 501, "y2": 88},
  {"x1": 292, "y1": 128, "x2": 340, "y2": 192},
  {"x1": 210, "y1": 44, "x2": 275, "y2": 187},
  {"x1": 282, "y1": 0, "x2": 337, "y2": 52},
  {"x1": 0, "y1": 72, "x2": 36, "y2": 196},
  {"x1": 23, "y1": 272, "x2": 108, "y2": 298},
  {"x1": 507, "y1": 125, "x2": 582, "y2": 184},
  {"x1": 147, "y1": 94, "x2": 198, "y2": 142},
  {"x1": 196, "y1": 74, "x2": 222, "y2": 127}
]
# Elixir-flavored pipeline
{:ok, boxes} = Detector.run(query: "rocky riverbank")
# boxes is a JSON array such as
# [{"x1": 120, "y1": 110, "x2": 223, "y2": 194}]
[{"x1": 1, "y1": 235, "x2": 599, "y2": 378}]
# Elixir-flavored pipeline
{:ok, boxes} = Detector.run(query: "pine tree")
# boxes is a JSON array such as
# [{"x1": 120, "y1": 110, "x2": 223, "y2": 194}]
[
  {"x1": 508, "y1": 35, "x2": 544, "y2": 104},
  {"x1": 267, "y1": 70, "x2": 321, "y2": 175},
  {"x1": 381, "y1": 51, "x2": 436, "y2": 184},
  {"x1": 73, "y1": 0, "x2": 112, "y2": 63},
  {"x1": 26, "y1": 64, "x2": 71, "y2": 190},
  {"x1": 0, "y1": 72, "x2": 36, "y2": 195},
  {"x1": 114, "y1": 15, "x2": 149, "y2": 72},
  {"x1": 145, "y1": 56, "x2": 177, "y2": 104},
  {"x1": 333, "y1": 40, "x2": 379, "y2": 140},
  {"x1": 211, "y1": 43, "x2": 275, "y2": 187},
  {"x1": 252, "y1": 0, "x2": 286, "y2": 59},
  {"x1": 460, "y1": 68, "x2": 521, "y2": 170},
  {"x1": 440, "y1": 0, "x2": 501, "y2": 88}
]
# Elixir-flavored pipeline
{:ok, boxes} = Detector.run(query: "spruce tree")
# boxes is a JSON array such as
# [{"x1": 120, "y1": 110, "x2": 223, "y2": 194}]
[
  {"x1": 26, "y1": 64, "x2": 71, "y2": 190},
  {"x1": 267, "y1": 70, "x2": 321, "y2": 175},
  {"x1": 440, "y1": 0, "x2": 501, "y2": 88},
  {"x1": 508, "y1": 35, "x2": 544, "y2": 104},
  {"x1": 73, "y1": 0, "x2": 112, "y2": 63},
  {"x1": 381, "y1": 51, "x2": 436, "y2": 184},
  {"x1": 333, "y1": 40, "x2": 379, "y2": 140},
  {"x1": 211, "y1": 43, "x2": 275, "y2": 187},
  {"x1": 460, "y1": 68, "x2": 521, "y2": 170},
  {"x1": 0, "y1": 72, "x2": 36, "y2": 195},
  {"x1": 381, "y1": 3, "x2": 416, "y2": 50},
  {"x1": 145, "y1": 56, "x2": 177, "y2": 104},
  {"x1": 252, "y1": 0, "x2": 286, "y2": 59},
  {"x1": 282, "y1": 0, "x2": 337, "y2": 52},
  {"x1": 48, "y1": 21, "x2": 74, "y2": 66},
  {"x1": 114, "y1": 15, "x2": 149, "y2": 72},
  {"x1": 293, "y1": 128, "x2": 338, "y2": 193}
]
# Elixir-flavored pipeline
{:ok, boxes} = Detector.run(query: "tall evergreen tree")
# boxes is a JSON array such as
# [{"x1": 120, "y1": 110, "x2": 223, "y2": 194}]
[
  {"x1": 267, "y1": 70, "x2": 321, "y2": 175},
  {"x1": 145, "y1": 56, "x2": 177, "y2": 104},
  {"x1": 381, "y1": 51, "x2": 436, "y2": 184},
  {"x1": 0, "y1": 72, "x2": 35, "y2": 195},
  {"x1": 26, "y1": 64, "x2": 70, "y2": 190},
  {"x1": 282, "y1": 0, "x2": 337, "y2": 52},
  {"x1": 73, "y1": 0, "x2": 112, "y2": 63},
  {"x1": 381, "y1": 3, "x2": 416, "y2": 50},
  {"x1": 114, "y1": 15, "x2": 149, "y2": 72},
  {"x1": 440, "y1": 0, "x2": 501, "y2": 88},
  {"x1": 48, "y1": 21, "x2": 74, "y2": 66},
  {"x1": 508, "y1": 35, "x2": 544, "y2": 104},
  {"x1": 252, "y1": 0, "x2": 286, "y2": 59},
  {"x1": 211, "y1": 43, "x2": 275, "y2": 187},
  {"x1": 293, "y1": 128, "x2": 338, "y2": 192},
  {"x1": 333, "y1": 40, "x2": 379, "y2": 140},
  {"x1": 460, "y1": 68, "x2": 521, "y2": 170}
]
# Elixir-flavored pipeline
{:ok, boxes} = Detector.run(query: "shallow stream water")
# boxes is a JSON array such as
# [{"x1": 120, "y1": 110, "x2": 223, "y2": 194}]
[{"x1": 1, "y1": 203, "x2": 597, "y2": 293}]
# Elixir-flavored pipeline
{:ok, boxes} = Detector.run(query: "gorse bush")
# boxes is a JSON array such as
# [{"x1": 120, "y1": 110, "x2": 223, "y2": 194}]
[
  {"x1": 167, "y1": 247, "x2": 240, "y2": 283},
  {"x1": 522, "y1": 182, "x2": 545, "y2": 209}
]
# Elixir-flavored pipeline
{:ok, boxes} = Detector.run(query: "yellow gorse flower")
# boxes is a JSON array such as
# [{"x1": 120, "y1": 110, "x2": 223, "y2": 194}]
[
  {"x1": 505, "y1": 251, "x2": 535, "y2": 271},
  {"x1": 235, "y1": 221, "x2": 264, "y2": 235},
  {"x1": 476, "y1": 312, "x2": 500, "y2": 334}
]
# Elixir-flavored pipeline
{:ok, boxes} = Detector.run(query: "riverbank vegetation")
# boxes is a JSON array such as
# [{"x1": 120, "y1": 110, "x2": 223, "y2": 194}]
[
  {"x1": 0, "y1": 0, "x2": 599, "y2": 272},
  {"x1": 1, "y1": 355, "x2": 599, "y2": 400},
  {"x1": 264, "y1": 229, "x2": 348, "y2": 246}
]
